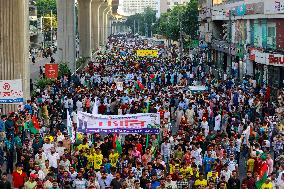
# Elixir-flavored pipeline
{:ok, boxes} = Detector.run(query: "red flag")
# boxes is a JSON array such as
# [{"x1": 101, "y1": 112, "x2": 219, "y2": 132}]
[
  {"x1": 113, "y1": 133, "x2": 117, "y2": 149},
  {"x1": 32, "y1": 115, "x2": 40, "y2": 130},
  {"x1": 136, "y1": 80, "x2": 145, "y2": 90}
]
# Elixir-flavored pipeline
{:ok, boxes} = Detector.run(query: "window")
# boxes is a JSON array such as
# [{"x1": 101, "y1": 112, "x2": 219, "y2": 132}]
[{"x1": 267, "y1": 26, "x2": 276, "y2": 49}]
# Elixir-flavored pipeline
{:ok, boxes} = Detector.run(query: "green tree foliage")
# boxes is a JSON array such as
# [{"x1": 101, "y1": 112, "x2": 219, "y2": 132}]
[
  {"x1": 58, "y1": 63, "x2": 71, "y2": 78},
  {"x1": 153, "y1": 0, "x2": 198, "y2": 41},
  {"x1": 36, "y1": 0, "x2": 57, "y2": 16},
  {"x1": 125, "y1": 7, "x2": 156, "y2": 37}
]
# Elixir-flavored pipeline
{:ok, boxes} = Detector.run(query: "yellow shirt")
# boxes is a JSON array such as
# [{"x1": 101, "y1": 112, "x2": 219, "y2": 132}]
[
  {"x1": 261, "y1": 182, "x2": 273, "y2": 189},
  {"x1": 180, "y1": 167, "x2": 192, "y2": 177},
  {"x1": 78, "y1": 144, "x2": 89, "y2": 152},
  {"x1": 247, "y1": 158, "x2": 255, "y2": 172},
  {"x1": 194, "y1": 179, "x2": 207, "y2": 187},
  {"x1": 93, "y1": 153, "x2": 103, "y2": 169},
  {"x1": 86, "y1": 154, "x2": 94, "y2": 168},
  {"x1": 109, "y1": 153, "x2": 119, "y2": 167}
]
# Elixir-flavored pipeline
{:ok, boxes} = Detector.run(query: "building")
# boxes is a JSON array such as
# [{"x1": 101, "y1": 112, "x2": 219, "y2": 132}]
[
  {"x1": 157, "y1": 0, "x2": 190, "y2": 17},
  {"x1": 199, "y1": 0, "x2": 284, "y2": 88},
  {"x1": 166, "y1": 0, "x2": 189, "y2": 9},
  {"x1": 118, "y1": 0, "x2": 159, "y2": 16}
]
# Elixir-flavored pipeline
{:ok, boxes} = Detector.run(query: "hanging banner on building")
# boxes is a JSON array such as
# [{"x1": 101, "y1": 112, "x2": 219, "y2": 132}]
[
  {"x1": 45, "y1": 64, "x2": 58, "y2": 79},
  {"x1": 77, "y1": 111, "x2": 160, "y2": 134},
  {"x1": 0, "y1": 79, "x2": 23, "y2": 104},
  {"x1": 264, "y1": 0, "x2": 284, "y2": 14},
  {"x1": 136, "y1": 50, "x2": 158, "y2": 57}
]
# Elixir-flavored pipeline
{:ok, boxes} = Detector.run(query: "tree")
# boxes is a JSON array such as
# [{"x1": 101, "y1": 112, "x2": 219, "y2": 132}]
[
  {"x1": 153, "y1": 0, "x2": 198, "y2": 41},
  {"x1": 36, "y1": 0, "x2": 57, "y2": 16},
  {"x1": 42, "y1": 13, "x2": 58, "y2": 31},
  {"x1": 125, "y1": 7, "x2": 156, "y2": 37}
]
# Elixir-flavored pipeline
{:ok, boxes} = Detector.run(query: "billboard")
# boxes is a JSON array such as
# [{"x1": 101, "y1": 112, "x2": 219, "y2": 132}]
[{"x1": 0, "y1": 79, "x2": 23, "y2": 104}]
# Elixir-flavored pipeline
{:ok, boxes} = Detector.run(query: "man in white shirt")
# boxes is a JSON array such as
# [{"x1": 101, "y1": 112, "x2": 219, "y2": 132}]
[{"x1": 47, "y1": 148, "x2": 60, "y2": 169}]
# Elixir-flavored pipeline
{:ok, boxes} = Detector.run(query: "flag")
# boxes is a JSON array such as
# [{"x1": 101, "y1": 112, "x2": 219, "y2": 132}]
[
  {"x1": 146, "y1": 101, "x2": 151, "y2": 113},
  {"x1": 113, "y1": 134, "x2": 122, "y2": 154},
  {"x1": 135, "y1": 80, "x2": 145, "y2": 90},
  {"x1": 146, "y1": 134, "x2": 149, "y2": 148},
  {"x1": 32, "y1": 115, "x2": 40, "y2": 130},
  {"x1": 24, "y1": 116, "x2": 40, "y2": 134},
  {"x1": 256, "y1": 156, "x2": 268, "y2": 189},
  {"x1": 67, "y1": 110, "x2": 72, "y2": 137},
  {"x1": 150, "y1": 74, "x2": 156, "y2": 81},
  {"x1": 92, "y1": 97, "x2": 99, "y2": 115}
]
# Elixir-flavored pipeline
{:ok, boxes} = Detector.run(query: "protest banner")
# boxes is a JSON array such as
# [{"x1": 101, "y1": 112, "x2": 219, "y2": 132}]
[
  {"x1": 0, "y1": 79, "x2": 23, "y2": 104},
  {"x1": 136, "y1": 50, "x2": 158, "y2": 57},
  {"x1": 45, "y1": 64, "x2": 58, "y2": 79},
  {"x1": 77, "y1": 111, "x2": 160, "y2": 134}
]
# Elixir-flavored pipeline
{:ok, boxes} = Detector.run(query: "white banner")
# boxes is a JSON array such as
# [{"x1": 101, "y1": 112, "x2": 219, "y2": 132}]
[
  {"x1": 77, "y1": 111, "x2": 160, "y2": 134},
  {"x1": 0, "y1": 79, "x2": 23, "y2": 104}
]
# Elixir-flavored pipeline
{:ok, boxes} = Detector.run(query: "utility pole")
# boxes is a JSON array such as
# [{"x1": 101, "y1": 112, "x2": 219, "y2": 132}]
[
  {"x1": 50, "y1": 10, "x2": 53, "y2": 45},
  {"x1": 134, "y1": 19, "x2": 136, "y2": 34},
  {"x1": 228, "y1": 10, "x2": 232, "y2": 76}
]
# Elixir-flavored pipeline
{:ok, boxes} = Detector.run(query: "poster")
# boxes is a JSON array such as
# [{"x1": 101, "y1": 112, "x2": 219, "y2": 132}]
[
  {"x1": 45, "y1": 64, "x2": 58, "y2": 79},
  {"x1": 0, "y1": 79, "x2": 23, "y2": 104},
  {"x1": 77, "y1": 111, "x2": 160, "y2": 134},
  {"x1": 136, "y1": 50, "x2": 159, "y2": 57}
]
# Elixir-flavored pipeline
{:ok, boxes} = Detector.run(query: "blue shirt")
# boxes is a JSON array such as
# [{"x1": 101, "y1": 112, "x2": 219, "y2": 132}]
[
  {"x1": 151, "y1": 181, "x2": 160, "y2": 189},
  {"x1": 203, "y1": 157, "x2": 215, "y2": 173},
  {"x1": 0, "y1": 120, "x2": 4, "y2": 132}
]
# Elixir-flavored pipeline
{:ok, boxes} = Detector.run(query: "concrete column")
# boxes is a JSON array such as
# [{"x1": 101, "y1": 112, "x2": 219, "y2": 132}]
[
  {"x1": 78, "y1": 0, "x2": 92, "y2": 58},
  {"x1": 100, "y1": 6, "x2": 109, "y2": 45},
  {"x1": 57, "y1": 0, "x2": 76, "y2": 72},
  {"x1": 91, "y1": 0, "x2": 102, "y2": 51},
  {"x1": 105, "y1": 11, "x2": 111, "y2": 42},
  {"x1": 0, "y1": 0, "x2": 30, "y2": 112}
]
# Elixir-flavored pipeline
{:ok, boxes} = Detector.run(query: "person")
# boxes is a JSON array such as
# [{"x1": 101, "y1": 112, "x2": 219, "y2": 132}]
[
  {"x1": 0, "y1": 173, "x2": 11, "y2": 189},
  {"x1": 12, "y1": 163, "x2": 27, "y2": 189},
  {"x1": 24, "y1": 174, "x2": 37, "y2": 189},
  {"x1": 260, "y1": 178, "x2": 273, "y2": 189},
  {"x1": 227, "y1": 170, "x2": 240, "y2": 189},
  {"x1": 134, "y1": 180, "x2": 143, "y2": 189},
  {"x1": 110, "y1": 172, "x2": 123, "y2": 189},
  {"x1": 72, "y1": 171, "x2": 88, "y2": 189},
  {"x1": 156, "y1": 177, "x2": 166, "y2": 189}
]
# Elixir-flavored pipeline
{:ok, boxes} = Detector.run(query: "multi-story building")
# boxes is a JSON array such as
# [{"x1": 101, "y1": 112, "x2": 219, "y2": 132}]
[
  {"x1": 199, "y1": 0, "x2": 284, "y2": 88},
  {"x1": 157, "y1": 0, "x2": 190, "y2": 17},
  {"x1": 118, "y1": 0, "x2": 159, "y2": 16}
]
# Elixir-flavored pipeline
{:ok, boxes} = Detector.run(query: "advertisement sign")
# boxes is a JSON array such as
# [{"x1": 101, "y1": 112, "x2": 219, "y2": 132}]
[
  {"x1": 264, "y1": 0, "x2": 284, "y2": 14},
  {"x1": 250, "y1": 49, "x2": 284, "y2": 66},
  {"x1": 0, "y1": 79, "x2": 23, "y2": 104},
  {"x1": 77, "y1": 111, "x2": 160, "y2": 134},
  {"x1": 45, "y1": 64, "x2": 58, "y2": 79},
  {"x1": 136, "y1": 50, "x2": 158, "y2": 57}
]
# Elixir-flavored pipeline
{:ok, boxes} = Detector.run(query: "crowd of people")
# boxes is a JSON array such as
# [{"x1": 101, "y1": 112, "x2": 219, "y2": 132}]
[{"x1": 0, "y1": 33, "x2": 283, "y2": 189}]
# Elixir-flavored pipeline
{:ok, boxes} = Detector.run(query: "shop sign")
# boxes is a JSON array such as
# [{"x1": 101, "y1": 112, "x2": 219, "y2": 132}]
[
  {"x1": 268, "y1": 54, "x2": 284, "y2": 65},
  {"x1": 264, "y1": 0, "x2": 284, "y2": 14},
  {"x1": 250, "y1": 49, "x2": 284, "y2": 66}
]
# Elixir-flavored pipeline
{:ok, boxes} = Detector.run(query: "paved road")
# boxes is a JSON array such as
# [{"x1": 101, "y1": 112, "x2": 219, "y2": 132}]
[{"x1": 30, "y1": 54, "x2": 58, "y2": 81}]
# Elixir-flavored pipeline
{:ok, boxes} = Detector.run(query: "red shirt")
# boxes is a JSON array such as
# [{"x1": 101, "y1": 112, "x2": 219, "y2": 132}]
[{"x1": 12, "y1": 171, "x2": 27, "y2": 188}]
